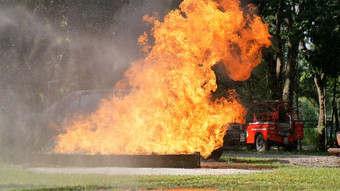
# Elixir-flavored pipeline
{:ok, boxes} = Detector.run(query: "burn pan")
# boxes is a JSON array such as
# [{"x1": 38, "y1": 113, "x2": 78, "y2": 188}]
[{"x1": 31, "y1": 152, "x2": 201, "y2": 168}]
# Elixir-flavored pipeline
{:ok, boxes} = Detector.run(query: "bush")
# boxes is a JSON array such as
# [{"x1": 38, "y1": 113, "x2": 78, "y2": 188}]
[{"x1": 302, "y1": 128, "x2": 319, "y2": 149}]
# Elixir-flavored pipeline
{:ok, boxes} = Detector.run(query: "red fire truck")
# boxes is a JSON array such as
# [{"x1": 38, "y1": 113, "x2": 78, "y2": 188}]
[{"x1": 222, "y1": 100, "x2": 304, "y2": 152}]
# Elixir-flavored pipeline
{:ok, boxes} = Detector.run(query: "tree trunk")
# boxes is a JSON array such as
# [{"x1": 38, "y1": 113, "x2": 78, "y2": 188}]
[
  {"x1": 332, "y1": 79, "x2": 339, "y2": 134},
  {"x1": 267, "y1": 0, "x2": 284, "y2": 100},
  {"x1": 263, "y1": 48, "x2": 280, "y2": 100},
  {"x1": 282, "y1": 39, "x2": 298, "y2": 105},
  {"x1": 314, "y1": 73, "x2": 327, "y2": 151},
  {"x1": 282, "y1": 8, "x2": 299, "y2": 106}
]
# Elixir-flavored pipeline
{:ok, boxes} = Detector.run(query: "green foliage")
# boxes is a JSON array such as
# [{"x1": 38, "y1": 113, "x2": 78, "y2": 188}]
[
  {"x1": 303, "y1": 128, "x2": 319, "y2": 148},
  {"x1": 303, "y1": 0, "x2": 340, "y2": 78},
  {"x1": 255, "y1": 0, "x2": 339, "y2": 150},
  {"x1": 298, "y1": 57, "x2": 318, "y2": 103},
  {"x1": 239, "y1": 61, "x2": 272, "y2": 102},
  {"x1": 299, "y1": 97, "x2": 318, "y2": 126},
  {"x1": 298, "y1": 97, "x2": 319, "y2": 147}
]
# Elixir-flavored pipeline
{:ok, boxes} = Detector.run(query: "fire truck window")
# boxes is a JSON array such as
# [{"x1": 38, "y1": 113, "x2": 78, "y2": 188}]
[
  {"x1": 278, "y1": 107, "x2": 286, "y2": 122},
  {"x1": 79, "y1": 93, "x2": 106, "y2": 114},
  {"x1": 63, "y1": 97, "x2": 81, "y2": 115},
  {"x1": 45, "y1": 92, "x2": 79, "y2": 115},
  {"x1": 267, "y1": 105, "x2": 275, "y2": 112}
]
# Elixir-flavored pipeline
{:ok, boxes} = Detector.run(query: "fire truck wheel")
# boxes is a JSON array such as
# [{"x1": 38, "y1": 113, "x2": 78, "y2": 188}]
[{"x1": 256, "y1": 134, "x2": 268, "y2": 152}]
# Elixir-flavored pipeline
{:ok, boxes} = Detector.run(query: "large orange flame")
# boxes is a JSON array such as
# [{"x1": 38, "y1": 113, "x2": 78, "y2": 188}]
[{"x1": 54, "y1": 0, "x2": 271, "y2": 158}]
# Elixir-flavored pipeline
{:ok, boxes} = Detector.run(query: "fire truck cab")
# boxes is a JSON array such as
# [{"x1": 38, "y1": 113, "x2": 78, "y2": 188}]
[{"x1": 244, "y1": 100, "x2": 304, "y2": 151}]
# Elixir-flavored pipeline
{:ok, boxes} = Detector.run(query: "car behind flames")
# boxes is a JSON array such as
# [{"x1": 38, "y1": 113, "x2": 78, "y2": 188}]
[{"x1": 15, "y1": 89, "x2": 113, "y2": 152}]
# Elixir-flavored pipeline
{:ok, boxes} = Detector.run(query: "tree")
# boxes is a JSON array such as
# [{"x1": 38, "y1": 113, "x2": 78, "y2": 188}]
[
  {"x1": 254, "y1": 0, "x2": 304, "y2": 105},
  {"x1": 255, "y1": 0, "x2": 339, "y2": 150},
  {"x1": 255, "y1": 0, "x2": 284, "y2": 100},
  {"x1": 301, "y1": 0, "x2": 340, "y2": 150},
  {"x1": 282, "y1": 0, "x2": 305, "y2": 104}
]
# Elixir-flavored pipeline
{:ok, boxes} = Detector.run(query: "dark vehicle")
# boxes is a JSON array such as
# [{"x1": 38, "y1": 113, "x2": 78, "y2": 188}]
[
  {"x1": 15, "y1": 89, "x2": 113, "y2": 152},
  {"x1": 222, "y1": 123, "x2": 245, "y2": 147}
]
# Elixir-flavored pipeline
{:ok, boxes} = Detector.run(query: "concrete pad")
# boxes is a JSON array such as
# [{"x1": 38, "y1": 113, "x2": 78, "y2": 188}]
[{"x1": 28, "y1": 167, "x2": 263, "y2": 175}]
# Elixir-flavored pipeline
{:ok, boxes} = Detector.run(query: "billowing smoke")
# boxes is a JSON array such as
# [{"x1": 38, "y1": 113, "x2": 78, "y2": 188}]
[
  {"x1": 0, "y1": 1, "x2": 179, "y2": 154},
  {"x1": 0, "y1": 7, "x2": 60, "y2": 151}
]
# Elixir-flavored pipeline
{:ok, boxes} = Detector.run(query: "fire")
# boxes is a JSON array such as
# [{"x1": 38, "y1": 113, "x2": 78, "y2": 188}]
[{"x1": 54, "y1": 0, "x2": 271, "y2": 158}]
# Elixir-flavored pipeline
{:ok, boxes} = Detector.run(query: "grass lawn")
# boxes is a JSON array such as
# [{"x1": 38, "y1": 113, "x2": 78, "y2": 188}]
[
  {"x1": 222, "y1": 148, "x2": 332, "y2": 156},
  {"x1": 0, "y1": 161, "x2": 339, "y2": 191}
]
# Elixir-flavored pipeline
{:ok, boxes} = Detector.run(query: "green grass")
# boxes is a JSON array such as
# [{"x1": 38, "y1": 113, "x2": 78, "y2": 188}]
[
  {"x1": 223, "y1": 149, "x2": 332, "y2": 156},
  {"x1": 218, "y1": 156, "x2": 286, "y2": 169},
  {"x1": 0, "y1": 163, "x2": 339, "y2": 191},
  {"x1": 220, "y1": 156, "x2": 280, "y2": 164}
]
